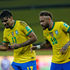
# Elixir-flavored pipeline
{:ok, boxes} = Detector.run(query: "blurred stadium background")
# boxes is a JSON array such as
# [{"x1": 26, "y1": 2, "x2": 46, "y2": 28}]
[{"x1": 0, "y1": 0, "x2": 70, "y2": 70}]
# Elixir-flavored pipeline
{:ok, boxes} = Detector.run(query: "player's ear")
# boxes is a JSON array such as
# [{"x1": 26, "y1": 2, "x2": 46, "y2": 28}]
[{"x1": 49, "y1": 18, "x2": 51, "y2": 22}]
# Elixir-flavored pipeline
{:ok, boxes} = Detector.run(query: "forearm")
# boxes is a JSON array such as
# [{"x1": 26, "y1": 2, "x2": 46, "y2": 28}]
[
  {"x1": 18, "y1": 38, "x2": 36, "y2": 48},
  {"x1": 10, "y1": 32, "x2": 37, "y2": 49}
]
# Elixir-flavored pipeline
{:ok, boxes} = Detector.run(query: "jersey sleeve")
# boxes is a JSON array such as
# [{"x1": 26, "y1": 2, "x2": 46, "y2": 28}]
[
  {"x1": 20, "y1": 21, "x2": 33, "y2": 36},
  {"x1": 60, "y1": 22, "x2": 70, "y2": 32},
  {"x1": 3, "y1": 31, "x2": 9, "y2": 43}
]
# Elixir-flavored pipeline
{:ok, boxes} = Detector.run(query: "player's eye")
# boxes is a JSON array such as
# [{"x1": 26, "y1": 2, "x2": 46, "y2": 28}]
[{"x1": 40, "y1": 20, "x2": 44, "y2": 22}]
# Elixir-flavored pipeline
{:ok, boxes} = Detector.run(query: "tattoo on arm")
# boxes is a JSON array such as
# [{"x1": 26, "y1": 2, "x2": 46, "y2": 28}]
[
  {"x1": 19, "y1": 38, "x2": 35, "y2": 47},
  {"x1": 63, "y1": 41, "x2": 70, "y2": 50}
]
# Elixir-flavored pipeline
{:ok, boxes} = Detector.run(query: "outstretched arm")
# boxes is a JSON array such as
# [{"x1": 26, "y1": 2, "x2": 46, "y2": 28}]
[
  {"x1": 60, "y1": 27, "x2": 70, "y2": 54},
  {"x1": 60, "y1": 41, "x2": 70, "y2": 54}
]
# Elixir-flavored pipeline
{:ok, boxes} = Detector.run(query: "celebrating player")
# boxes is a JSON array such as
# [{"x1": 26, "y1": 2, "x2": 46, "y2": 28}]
[
  {"x1": 32, "y1": 11, "x2": 70, "y2": 70},
  {"x1": 0, "y1": 10, "x2": 37, "y2": 70}
]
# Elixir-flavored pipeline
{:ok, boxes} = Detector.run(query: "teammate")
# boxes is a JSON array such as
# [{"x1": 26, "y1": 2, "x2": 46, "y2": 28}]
[
  {"x1": 32, "y1": 11, "x2": 70, "y2": 70},
  {"x1": 0, "y1": 10, "x2": 37, "y2": 70}
]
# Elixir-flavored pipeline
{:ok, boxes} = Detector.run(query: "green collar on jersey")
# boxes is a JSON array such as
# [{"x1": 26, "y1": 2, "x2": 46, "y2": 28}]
[
  {"x1": 48, "y1": 22, "x2": 55, "y2": 31},
  {"x1": 10, "y1": 20, "x2": 16, "y2": 29}
]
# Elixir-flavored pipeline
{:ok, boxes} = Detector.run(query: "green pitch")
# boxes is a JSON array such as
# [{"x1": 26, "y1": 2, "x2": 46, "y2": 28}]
[{"x1": 0, "y1": 50, "x2": 52, "y2": 56}]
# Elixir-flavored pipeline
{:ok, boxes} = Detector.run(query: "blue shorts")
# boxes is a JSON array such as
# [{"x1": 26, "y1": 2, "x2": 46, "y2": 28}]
[
  {"x1": 11, "y1": 60, "x2": 37, "y2": 70},
  {"x1": 50, "y1": 61, "x2": 70, "y2": 70}
]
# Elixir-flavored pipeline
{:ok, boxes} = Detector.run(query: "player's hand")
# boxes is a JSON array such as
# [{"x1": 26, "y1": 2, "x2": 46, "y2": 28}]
[
  {"x1": 30, "y1": 46, "x2": 38, "y2": 52},
  {"x1": 30, "y1": 46, "x2": 37, "y2": 50},
  {"x1": 30, "y1": 45, "x2": 40, "y2": 51},
  {"x1": 30, "y1": 47, "x2": 33, "y2": 52}
]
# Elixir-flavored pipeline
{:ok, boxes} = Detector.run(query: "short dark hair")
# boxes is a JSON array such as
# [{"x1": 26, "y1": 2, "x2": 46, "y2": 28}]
[
  {"x1": 0, "y1": 10, "x2": 12, "y2": 19},
  {"x1": 40, "y1": 11, "x2": 53, "y2": 19}
]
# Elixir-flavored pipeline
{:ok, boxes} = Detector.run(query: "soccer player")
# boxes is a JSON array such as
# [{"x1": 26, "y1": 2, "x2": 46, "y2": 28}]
[
  {"x1": 0, "y1": 10, "x2": 37, "y2": 70},
  {"x1": 32, "y1": 11, "x2": 70, "y2": 70}
]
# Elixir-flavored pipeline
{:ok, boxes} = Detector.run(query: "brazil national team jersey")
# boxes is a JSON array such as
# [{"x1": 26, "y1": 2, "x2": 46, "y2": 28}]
[
  {"x1": 43, "y1": 21, "x2": 70, "y2": 64},
  {"x1": 3, "y1": 20, "x2": 36, "y2": 63}
]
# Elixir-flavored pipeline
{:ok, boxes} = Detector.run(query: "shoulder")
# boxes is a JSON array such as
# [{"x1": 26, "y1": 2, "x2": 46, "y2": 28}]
[
  {"x1": 3, "y1": 28, "x2": 10, "y2": 34},
  {"x1": 16, "y1": 20, "x2": 27, "y2": 27},
  {"x1": 43, "y1": 28, "x2": 48, "y2": 35},
  {"x1": 54, "y1": 21, "x2": 65, "y2": 27},
  {"x1": 55, "y1": 21, "x2": 64, "y2": 24}
]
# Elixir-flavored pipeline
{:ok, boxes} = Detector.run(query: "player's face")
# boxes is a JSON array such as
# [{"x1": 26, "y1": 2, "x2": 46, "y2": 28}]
[
  {"x1": 40, "y1": 16, "x2": 51, "y2": 29},
  {"x1": 1, "y1": 17, "x2": 13, "y2": 28}
]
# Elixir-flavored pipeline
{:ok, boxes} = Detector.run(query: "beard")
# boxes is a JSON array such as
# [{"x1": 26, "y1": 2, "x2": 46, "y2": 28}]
[
  {"x1": 4, "y1": 24, "x2": 11, "y2": 28},
  {"x1": 5, "y1": 26, "x2": 10, "y2": 28},
  {"x1": 45, "y1": 24, "x2": 49, "y2": 28},
  {"x1": 42, "y1": 24, "x2": 49, "y2": 30}
]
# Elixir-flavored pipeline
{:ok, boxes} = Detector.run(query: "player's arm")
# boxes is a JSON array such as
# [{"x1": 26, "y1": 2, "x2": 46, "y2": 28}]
[
  {"x1": 0, "y1": 43, "x2": 8, "y2": 51},
  {"x1": 60, "y1": 22, "x2": 70, "y2": 54},
  {"x1": 31, "y1": 40, "x2": 51, "y2": 50},
  {"x1": 11, "y1": 31, "x2": 37, "y2": 49}
]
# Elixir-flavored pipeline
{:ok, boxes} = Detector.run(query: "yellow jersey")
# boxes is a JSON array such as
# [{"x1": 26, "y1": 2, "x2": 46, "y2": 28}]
[
  {"x1": 43, "y1": 21, "x2": 70, "y2": 64},
  {"x1": 3, "y1": 20, "x2": 36, "y2": 63}
]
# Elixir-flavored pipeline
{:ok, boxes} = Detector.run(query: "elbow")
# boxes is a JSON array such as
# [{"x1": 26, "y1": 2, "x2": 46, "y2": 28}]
[
  {"x1": 34, "y1": 37, "x2": 37, "y2": 42},
  {"x1": 35, "y1": 35, "x2": 37, "y2": 41},
  {"x1": 33, "y1": 36, "x2": 37, "y2": 42}
]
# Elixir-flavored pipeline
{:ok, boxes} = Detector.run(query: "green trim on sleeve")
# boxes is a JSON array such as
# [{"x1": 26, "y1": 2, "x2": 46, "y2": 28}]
[
  {"x1": 67, "y1": 26, "x2": 70, "y2": 32},
  {"x1": 26, "y1": 30, "x2": 32, "y2": 36},
  {"x1": 2, "y1": 41, "x2": 10, "y2": 43}
]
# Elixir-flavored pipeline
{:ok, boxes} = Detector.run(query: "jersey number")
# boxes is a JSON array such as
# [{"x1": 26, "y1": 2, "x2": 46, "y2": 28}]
[
  {"x1": 12, "y1": 37, "x2": 17, "y2": 43},
  {"x1": 27, "y1": 66, "x2": 33, "y2": 70},
  {"x1": 51, "y1": 37, "x2": 57, "y2": 45}
]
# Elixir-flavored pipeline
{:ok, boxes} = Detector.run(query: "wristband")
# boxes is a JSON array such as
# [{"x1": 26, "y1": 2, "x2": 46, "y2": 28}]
[{"x1": 36, "y1": 45, "x2": 41, "y2": 49}]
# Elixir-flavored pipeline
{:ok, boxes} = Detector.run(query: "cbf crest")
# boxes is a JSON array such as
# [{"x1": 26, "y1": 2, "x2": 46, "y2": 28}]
[
  {"x1": 15, "y1": 30, "x2": 18, "y2": 34},
  {"x1": 55, "y1": 30, "x2": 58, "y2": 35}
]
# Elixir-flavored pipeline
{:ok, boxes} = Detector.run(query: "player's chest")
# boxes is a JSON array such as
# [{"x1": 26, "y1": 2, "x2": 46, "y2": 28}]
[
  {"x1": 6, "y1": 28, "x2": 24, "y2": 39},
  {"x1": 44, "y1": 28, "x2": 62, "y2": 40}
]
